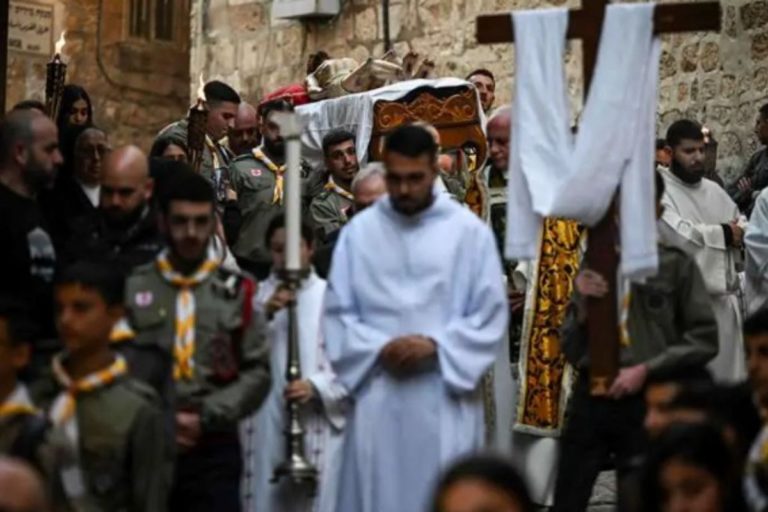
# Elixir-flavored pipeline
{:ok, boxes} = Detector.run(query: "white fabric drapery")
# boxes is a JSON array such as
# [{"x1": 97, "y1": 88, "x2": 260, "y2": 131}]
[{"x1": 506, "y1": 4, "x2": 661, "y2": 281}]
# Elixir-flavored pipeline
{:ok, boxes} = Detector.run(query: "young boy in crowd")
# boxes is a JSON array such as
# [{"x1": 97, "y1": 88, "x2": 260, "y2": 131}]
[
  {"x1": 46, "y1": 261, "x2": 168, "y2": 511},
  {"x1": 241, "y1": 214, "x2": 348, "y2": 512},
  {"x1": 0, "y1": 298, "x2": 47, "y2": 467}
]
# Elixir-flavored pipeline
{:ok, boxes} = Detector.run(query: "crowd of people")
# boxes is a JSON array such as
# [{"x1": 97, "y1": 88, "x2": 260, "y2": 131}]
[{"x1": 1, "y1": 66, "x2": 768, "y2": 512}]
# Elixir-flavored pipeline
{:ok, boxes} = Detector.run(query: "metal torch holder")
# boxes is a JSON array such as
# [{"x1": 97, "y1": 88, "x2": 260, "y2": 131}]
[
  {"x1": 45, "y1": 55, "x2": 67, "y2": 120},
  {"x1": 271, "y1": 267, "x2": 318, "y2": 493},
  {"x1": 188, "y1": 99, "x2": 208, "y2": 173}
]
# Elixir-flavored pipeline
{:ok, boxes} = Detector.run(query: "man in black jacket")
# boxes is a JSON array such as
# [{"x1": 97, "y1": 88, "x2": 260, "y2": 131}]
[
  {"x1": 64, "y1": 145, "x2": 163, "y2": 270},
  {"x1": 728, "y1": 103, "x2": 768, "y2": 214}
]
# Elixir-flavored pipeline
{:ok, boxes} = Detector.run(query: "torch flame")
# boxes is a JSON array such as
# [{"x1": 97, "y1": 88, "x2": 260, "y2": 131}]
[
  {"x1": 55, "y1": 30, "x2": 66, "y2": 55},
  {"x1": 197, "y1": 73, "x2": 206, "y2": 102}
]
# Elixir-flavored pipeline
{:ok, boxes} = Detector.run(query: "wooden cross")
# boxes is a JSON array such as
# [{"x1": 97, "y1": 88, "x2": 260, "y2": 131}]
[{"x1": 477, "y1": 0, "x2": 721, "y2": 395}]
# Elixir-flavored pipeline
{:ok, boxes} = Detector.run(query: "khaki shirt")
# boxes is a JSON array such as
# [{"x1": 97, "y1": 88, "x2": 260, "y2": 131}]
[
  {"x1": 229, "y1": 152, "x2": 323, "y2": 264},
  {"x1": 562, "y1": 245, "x2": 719, "y2": 375},
  {"x1": 309, "y1": 188, "x2": 354, "y2": 239},
  {"x1": 44, "y1": 377, "x2": 168, "y2": 512},
  {"x1": 124, "y1": 262, "x2": 271, "y2": 432},
  {"x1": 229, "y1": 154, "x2": 284, "y2": 264}
]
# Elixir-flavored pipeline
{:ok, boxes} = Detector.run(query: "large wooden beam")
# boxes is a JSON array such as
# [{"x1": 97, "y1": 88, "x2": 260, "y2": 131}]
[{"x1": 476, "y1": 2, "x2": 721, "y2": 44}]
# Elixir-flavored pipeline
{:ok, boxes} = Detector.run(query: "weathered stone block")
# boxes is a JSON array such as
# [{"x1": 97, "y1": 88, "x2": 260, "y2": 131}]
[
  {"x1": 659, "y1": 51, "x2": 676, "y2": 80},
  {"x1": 721, "y1": 74, "x2": 737, "y2": 98},
  {"x1": 755, "y1": 67, "x2": 768, "y2": 91},
  {"x1": 701, "y1": 78, "x2": 718, "y2": 101},
  {"x1": 701, "y1": 42, "x2": 719, "y2": 72},
  {"x1": 725, "y1": 6, "x2": 739, "y2": 38},
  {"x1": 737, "y1": 102, "x2": 755, "y2": 126},
  {"x1": 709, "y1": 105, "x2": 734, "y2": 126},
  {"x1": 719, "y1": 131, "x2": 743, "y2": 158},
  {"x1": 681, "y1": 43, "x2": 699, "y2": 72},
  {"x1": 741, "y1": 1, "x2": 768, "y2": 31},
  {"x1": 753, "y1": 32, "x2": 768, "y2": 61},
  {"x1": 355, "y1": 7, "x2": 378, "y2": 41},
  {"x1": 228, "y1": 3, "x2": 265, "y2": 32}
]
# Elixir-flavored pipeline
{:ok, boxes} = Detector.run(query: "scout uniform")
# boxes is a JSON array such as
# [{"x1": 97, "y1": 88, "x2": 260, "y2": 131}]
[
  {"x1": 159, "y1": 119, "x2": 234, "y2": 203},
  {"x1": 309, "y1": 177, "x2": 354, "y2": 240},
  {"x1": 0, "y1": 384, "x2": 47, "y2": 465},
  {"x1": 45, "y1": 354, "x2": 168, "y2": 512},
  {"x1": 124, "y1": 244, "x2": 270, "y2": 511},
  {"x1": 229, "y1": 146, "x2": 319, "y2": 269},
  {"x1": 556, "y1": 244, "x2": 719, "y2": 510},
  {"x1": 124, "y1": 245, "x2": 270, "y2": 432}
]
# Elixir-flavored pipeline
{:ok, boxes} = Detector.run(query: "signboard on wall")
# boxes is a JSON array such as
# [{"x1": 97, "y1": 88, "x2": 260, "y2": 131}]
[{"x1": 8, "y1": 1, "x2": 54, "y2": 56}]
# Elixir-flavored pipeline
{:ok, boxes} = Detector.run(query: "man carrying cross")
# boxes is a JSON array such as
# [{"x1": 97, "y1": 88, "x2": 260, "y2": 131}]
[{"x1": 475, "y1": 0, "x2": 720, "y2": 510}]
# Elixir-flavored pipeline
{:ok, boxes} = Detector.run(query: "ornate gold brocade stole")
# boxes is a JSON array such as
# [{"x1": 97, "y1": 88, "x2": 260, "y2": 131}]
[{"x1": 515, "y1": 218, "x2": 583, "y2": 436}]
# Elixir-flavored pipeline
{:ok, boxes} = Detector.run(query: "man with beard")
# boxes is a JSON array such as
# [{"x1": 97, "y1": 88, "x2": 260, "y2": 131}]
[
  {"x1": 324, "y1": 125, "x2": 508, "y2": 512},
  {"x1": 660, "y1": 119, "x2": 746, "y2": 382},
  {"x1": 227, "y1": 102, "x2": 260, "y2": 156},
  {"x1": 0, "y1": 109, "x2": 63, "y2": 342},
  {"x1": 63, "y1": 145, "x2": 162, "y2": 270},
  {"x1": 309, "y1": 129, "x2": 359, "y2": 240},
  {"x1": 124, "y1": 169, "x2": 271, "y2": 512},
  {"x1": 229, "y1": 99, "x2": 314, "y2": 278},
  {"x1": 728, "y1": 103, "x2": 768, "y2": 215}
]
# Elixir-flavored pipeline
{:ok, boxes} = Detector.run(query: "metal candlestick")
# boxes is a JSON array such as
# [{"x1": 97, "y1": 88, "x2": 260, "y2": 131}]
[
  {"x1": 45, "y1": 54, "x2": 67, "y2": 120},
  {"x1": 187, "y1": 98, "x2": 208, "y2": 173},
  {"x1": 271, "y1": 268, "x2": 318, "y2": 493}
]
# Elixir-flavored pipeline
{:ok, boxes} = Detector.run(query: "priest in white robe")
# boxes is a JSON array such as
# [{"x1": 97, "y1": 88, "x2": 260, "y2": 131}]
[
  {"x1": 659, "y1": 119, "x2": 746, "y2": 382},
  {"x1": 745, "y1": 188, "x2": 768, "y2": 316},
  {"x1": 324, "y1": 125, "x2": 508, "y2": 512},
  {"x1": 241, "y1": 215, "x2": 348, "y2": 512}
]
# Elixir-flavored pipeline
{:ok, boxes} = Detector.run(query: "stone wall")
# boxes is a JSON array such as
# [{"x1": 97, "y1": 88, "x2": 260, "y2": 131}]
[
  {"x1": 191, "y1": 0, "x2": 768, "y2": 180},
  {"x1": 6, "y1": 0, "x2": 190, "y2": 151}
]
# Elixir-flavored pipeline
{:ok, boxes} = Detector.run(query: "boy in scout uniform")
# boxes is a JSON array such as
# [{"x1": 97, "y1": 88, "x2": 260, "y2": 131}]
[
  {"x1": 309, "y1": 129, "x2": 359, "y2": 241},
  {"x1": 124, "y1": 170, "x2": 271, "y2": 512},
  {"x1": 0, "y1": 299, "x2": 47, "y2": 468},
  {"x1": 229, "y1": 99, "x2": 321, "y2": 279},
  {"x1": 47, "y1": 260, "x2": 168, "y2": 512}
]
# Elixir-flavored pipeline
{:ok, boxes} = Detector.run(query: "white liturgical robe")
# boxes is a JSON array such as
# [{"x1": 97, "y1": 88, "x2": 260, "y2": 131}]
[
  {"x1": 324, "y1": 193, "x2": 509, "y2": 512},
  {"x1": 745, "y1": 188, "x2": 768, "y2": 316},
  {"x1": 241, "y1": 272, "x2": 348, "y2": 512},
  {"x1": 660, "y1": 168, "x2": 746, "y2": 382}
]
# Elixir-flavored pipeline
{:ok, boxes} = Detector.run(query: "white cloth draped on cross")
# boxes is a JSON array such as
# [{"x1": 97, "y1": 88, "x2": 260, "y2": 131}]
[{"x1": 505, "y1": 4, "x2": 661, "y2": 281}]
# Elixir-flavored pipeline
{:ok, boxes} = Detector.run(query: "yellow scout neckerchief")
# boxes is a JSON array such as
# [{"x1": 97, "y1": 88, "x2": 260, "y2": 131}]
[
  {"x1": 252, "y1": 146, "x2": 285, "y2": 205},
  {"x1": 156, "y1": 245, "x2": 220, "y2": 380}
]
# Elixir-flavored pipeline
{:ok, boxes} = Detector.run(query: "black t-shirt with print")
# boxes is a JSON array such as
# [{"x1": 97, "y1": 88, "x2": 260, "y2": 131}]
[{"x1": 0, "y1": 183, "x2": 57, "y2": 340}]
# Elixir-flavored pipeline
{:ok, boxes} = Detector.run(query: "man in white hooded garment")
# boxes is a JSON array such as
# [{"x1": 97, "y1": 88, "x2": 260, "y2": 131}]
[{"x1": 323, "y1": 124, "x2": 509, "y2": 512}]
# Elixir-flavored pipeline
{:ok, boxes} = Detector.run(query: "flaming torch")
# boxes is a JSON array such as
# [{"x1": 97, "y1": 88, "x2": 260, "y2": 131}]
[
  {"x1": 187, "y1": 74, "x2": 208, "y2": 173},
  {"x1": 45, "y1": 31, "x2": 67, "y2": 120}
]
